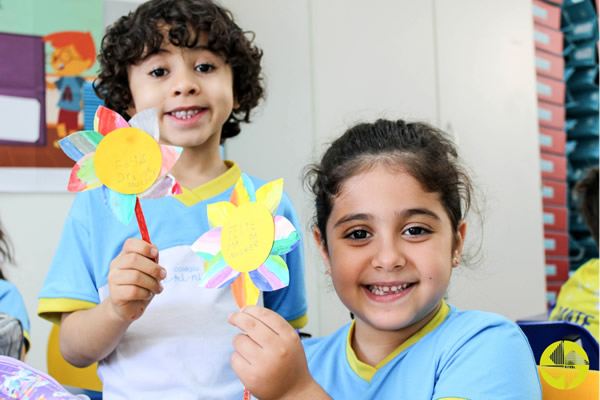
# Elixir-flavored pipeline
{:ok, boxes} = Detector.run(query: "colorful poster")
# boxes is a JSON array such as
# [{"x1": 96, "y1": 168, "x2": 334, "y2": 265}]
[{"x1": 0, "y1": 0, "x2": 103, "y2": 191}]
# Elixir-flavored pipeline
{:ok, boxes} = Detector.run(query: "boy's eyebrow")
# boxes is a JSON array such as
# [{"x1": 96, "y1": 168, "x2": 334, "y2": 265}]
[{"x1": 332, "y1": 208, "x2": 440, "y2": 228}]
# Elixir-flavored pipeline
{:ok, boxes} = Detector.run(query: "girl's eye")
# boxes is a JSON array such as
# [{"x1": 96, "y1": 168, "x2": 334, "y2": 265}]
[
  {"x1": 404, "y1": 226, "x2": 432, "y2": 236},
  {"x1": 195, "y1": 63, "x2": 215, "y2": 73},
  {"x1": 150, "y1": 68, "x2": 168, "y2": 77},
  {"x1": 345, "y1": 229, "x2": 371, "y2": 240}
]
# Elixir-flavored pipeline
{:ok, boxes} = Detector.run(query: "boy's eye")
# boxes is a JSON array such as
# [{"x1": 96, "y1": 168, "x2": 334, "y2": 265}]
[
  {"x1": 345, "y1": 229, "x2": 371, "y2": 240},
  {"x1": 403, "y1": 226, "x2": 432, "y2": 236},
  {"x1": 150, "y1": 68, "x2": 168, "y2": 77},
  {"x1": 195, "y1": 63, "x2": 215, "y2": 73}
]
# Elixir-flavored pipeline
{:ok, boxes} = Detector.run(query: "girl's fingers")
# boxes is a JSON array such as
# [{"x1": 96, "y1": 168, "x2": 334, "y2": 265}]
[{"x1": 241, "y1": 305, "x2": 294, "y2": 336}]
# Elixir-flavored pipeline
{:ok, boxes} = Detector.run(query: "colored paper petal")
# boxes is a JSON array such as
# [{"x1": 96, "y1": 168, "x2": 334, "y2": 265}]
[
  {"x1": 67, "y1": 153, "x2": 101, "y2": 192},
  {"x1": 198, "y1": 254, "x2": 240, "y2": 288},
  {"x1": 139, "y1": 174, "x2": 182, "y2": 199},
  {"x1": 207, "y1": 201, "x2": 236, "y2": 229},
  {"x1": 128, "y1": 108, "x2": 160, "y2": 141},
  {"x1": 256, "y1": 178, "x2": 283, "y2": 216},
  {"x1": 59, "y1": 130, "x2": 104, "y2": 162},
  {"x1": 102, "y1": 186, "x2": 137, "y2": 225},
  {"x1": 229, "y1": 176, "x2": 251, "y2": 207},
  {"x1": 191, "y1": 227, "x2": 222, "y2": 260},
  {"x1": 158, "y1": 144, "x2": 182, "y2": 177},
  {"x1": 232, "y1": 272, "x2": 260, "y2": 308},
  {"x1": 271, "y1": 216, "x2": 300, "y2": 255},
  {"x1": 249, "y1": 255, "x2": 289, "y2": 291},
  {"x1": 94, "y1": 106, "x2": 129, "y2": 136}
]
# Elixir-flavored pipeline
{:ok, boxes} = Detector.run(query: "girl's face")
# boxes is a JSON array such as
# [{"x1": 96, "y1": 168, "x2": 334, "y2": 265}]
[{"x1": 314, "y1": 164, "x2": 466, "y2": 337}]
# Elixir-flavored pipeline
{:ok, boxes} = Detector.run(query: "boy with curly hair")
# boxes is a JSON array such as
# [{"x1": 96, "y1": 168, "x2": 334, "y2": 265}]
[{"x1": 37, "y1": 1, "x2": 307, "y2": 398}]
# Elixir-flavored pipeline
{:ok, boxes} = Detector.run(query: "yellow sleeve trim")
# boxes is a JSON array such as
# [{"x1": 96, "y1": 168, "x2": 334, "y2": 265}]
[
  {"x1": 37, "y1": 298, "x2": 97, "y2": 325},
  {"x1": 23, "y1": 330, "x2": 31, "y2": 352},
  {"x1": 288, "y1": 313, "x2": 308, "y2": 329},
  {"x1": 437, "y1": 398, "x2": 469, "y2": 400}
]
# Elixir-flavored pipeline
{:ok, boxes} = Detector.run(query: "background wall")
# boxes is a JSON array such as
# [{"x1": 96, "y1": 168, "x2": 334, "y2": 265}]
[{"x1": 0, "y1": 0, "x2": 547, "y2": 372}]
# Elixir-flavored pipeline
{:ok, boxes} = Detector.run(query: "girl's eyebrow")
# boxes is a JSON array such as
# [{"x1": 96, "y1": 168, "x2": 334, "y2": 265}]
[
  {"x1": 400, "y1": 208, "x2": 441, "y2": 221},
  {"x1": 332, "y1": 208, "x2": 440, "y2": 228},
  {"x1": 333, "y1": 213, "x2": 371, "y2": 228}
]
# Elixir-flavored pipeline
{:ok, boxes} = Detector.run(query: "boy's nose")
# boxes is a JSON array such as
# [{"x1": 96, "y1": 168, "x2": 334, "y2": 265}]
[{"x1": 172, "y1": 71, "x2": 200, "y2": 96}]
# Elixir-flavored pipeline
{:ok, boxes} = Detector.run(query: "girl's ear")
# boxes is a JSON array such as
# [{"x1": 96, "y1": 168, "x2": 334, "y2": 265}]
[
  {"x1": 453, "y1": 220, "x2": 467, "y2": 267},
  {"x1": 313, "y1": 227, "x2": 331, "y2": 275}
]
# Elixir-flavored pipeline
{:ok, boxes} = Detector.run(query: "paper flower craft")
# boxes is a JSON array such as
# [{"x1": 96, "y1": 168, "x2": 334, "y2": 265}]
[
  {"x1": 59, "y1": 106, "x2": 182, "y2": 243},
  {"x1": 192, "y1": 173, "x2": 300, "y2": 308}
]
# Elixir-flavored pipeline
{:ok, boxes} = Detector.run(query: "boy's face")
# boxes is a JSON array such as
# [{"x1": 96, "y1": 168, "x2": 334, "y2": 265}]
[{"x1": 126, "y1": 32, "x2": 238, "y2": 152}]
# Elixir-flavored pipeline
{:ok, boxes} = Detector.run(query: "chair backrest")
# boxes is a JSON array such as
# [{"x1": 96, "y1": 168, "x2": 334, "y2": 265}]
[
  {"x1": 0, "y1": 313, "x2": 23, "y2": 360},
  {"x1": 46, "y1": 324, "x2": 102, "y2": 392},
  {"x1": 518, "y1": 320, "x2": 599, "y2": 370}
]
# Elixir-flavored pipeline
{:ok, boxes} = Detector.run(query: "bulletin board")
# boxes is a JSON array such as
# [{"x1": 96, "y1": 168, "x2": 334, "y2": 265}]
[{"x1": 0, "y1": 0, "x2": 103, "y2": 192}]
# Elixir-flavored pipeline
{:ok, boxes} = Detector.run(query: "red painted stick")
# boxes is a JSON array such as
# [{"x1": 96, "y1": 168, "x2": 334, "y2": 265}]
[{"x1": 134, "y1": 197, "x2": 158, "y2": 263}]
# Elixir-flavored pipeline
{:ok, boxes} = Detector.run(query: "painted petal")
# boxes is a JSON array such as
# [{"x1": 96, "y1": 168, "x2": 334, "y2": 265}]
[
  {"x1": 128, "y1": 108, "x2": 159, "y2": 141},
  {"x1": 191, "y1": 227, "x2": 222, "y2": 260},
  {"x1": 271, "y1": 216, "x2": 300, "y2": 255},
  {"x1": 59, "y1": 130, "x2": 104, "y2": 162},
  {"x1": 158, "y1": 144, "x2": 182, "y2": 177},
  {"x1": 207, "y1": 201, "x2": 236, "y2": 229},
  {"x1": 229, "y1": 175, "x2": 251, "y2": 207},
  {"x1": 231, "y1": 272, "x2": 260, "y2": 307},
  {"x1": 94, "y1": 106, "x2": 129, "y2": 136},
  {"x1": 249, "y1": 256, "x2": 289, "y2": 291},
  {"x1": 139, "y1": 174, "x2": 182, "y2": 199},
  {"x1": 199, "y1": 255, "x2": 239, "y2": 288},
  {"x1": 67, "y1": 153, "x2": 101, "y2": 192},
  {"x1": 256, "y1": 178, "x2": 283, "y2": 216},
  {"x1": 102, "y1": 186, "x2": 137, "y2": 225}
]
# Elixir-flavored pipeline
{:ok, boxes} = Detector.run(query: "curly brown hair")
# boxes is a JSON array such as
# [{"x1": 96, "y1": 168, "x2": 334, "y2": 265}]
[{"x1": 94, "y1": 0, "x2": 264, "y2": 143}]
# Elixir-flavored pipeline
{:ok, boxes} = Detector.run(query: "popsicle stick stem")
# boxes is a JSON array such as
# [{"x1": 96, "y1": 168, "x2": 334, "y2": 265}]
[{"x1": 135, "y1": 197, "x2": 158, "y2": 263}]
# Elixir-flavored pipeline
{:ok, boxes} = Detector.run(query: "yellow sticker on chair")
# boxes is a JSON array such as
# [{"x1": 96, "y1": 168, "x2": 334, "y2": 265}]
[
  {"x1": 94, "y1": 127, "x2": 162, "y2": 194},
  {"x1": 540, "y1": 340, "x2": 589, "y2": 390},
  {"x1": 221, "y1": 202, "x2": 274, "y2": 272}
]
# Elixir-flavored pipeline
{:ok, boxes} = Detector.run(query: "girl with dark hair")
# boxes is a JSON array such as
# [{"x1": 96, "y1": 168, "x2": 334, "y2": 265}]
[{"x1": 229, "y1": 119, "x2": 542, "y2": 399}]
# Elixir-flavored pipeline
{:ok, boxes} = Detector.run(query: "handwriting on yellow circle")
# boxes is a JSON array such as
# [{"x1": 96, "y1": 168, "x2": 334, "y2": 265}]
[
  {"x1": 94, "y1": 127, "x2": 162, "y2": 194},
  {"x1": 221, "y1": 202, "x2": 274, "y2": 272},
  {"x1": 539, "y1": 340, "x2": 589, "y2": 390}
]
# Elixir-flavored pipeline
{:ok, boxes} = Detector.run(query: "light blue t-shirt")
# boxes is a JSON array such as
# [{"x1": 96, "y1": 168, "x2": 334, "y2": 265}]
[
  {"x1": 0, "y1": 279, "x2": 30, "y2": 351},
  {"x1": 38, "y1": 162, "x2": 307, "y2": 400},
  {"x1": 303, "y1": 301, "x2": 542, "y2": 399}
]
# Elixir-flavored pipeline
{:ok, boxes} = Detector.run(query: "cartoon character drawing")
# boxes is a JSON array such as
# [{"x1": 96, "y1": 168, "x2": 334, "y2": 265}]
[{"x1": 43, "y1": 31, "x2": 96, "y2": 144}]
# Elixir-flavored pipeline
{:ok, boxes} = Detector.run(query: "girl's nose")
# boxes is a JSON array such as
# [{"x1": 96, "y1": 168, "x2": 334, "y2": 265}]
[
  {"x1": 172, "y1": 70, "x2": 200, "y2": 96},
  {"x1": 372, "y1": 237, "x2": 405, "y2": 270}
]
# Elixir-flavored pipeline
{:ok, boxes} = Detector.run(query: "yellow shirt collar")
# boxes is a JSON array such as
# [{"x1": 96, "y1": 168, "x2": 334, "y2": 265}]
[
  {"x1": 346, "y1": 299, "x2": 450, "y2": 382},
  {"x1": 174, "y1": 160, "x2": 241, "y2": 206}
]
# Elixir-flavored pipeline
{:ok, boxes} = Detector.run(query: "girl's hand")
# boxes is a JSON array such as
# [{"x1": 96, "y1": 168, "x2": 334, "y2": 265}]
[
  {"x1": 107, "y1": 238, "x2": 166, "y2": 323},
  {"x1": 228, "y1": 306, "x2": 330, "y2": 400}
]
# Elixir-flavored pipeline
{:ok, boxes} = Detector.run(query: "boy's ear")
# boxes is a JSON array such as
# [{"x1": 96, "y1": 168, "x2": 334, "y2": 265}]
[
  {"x1": 126, "y1": 103, "x2": 137, "y2": 119},
  {"x1": 313, "y1": 227, "x2": 331, "y2": 275}
]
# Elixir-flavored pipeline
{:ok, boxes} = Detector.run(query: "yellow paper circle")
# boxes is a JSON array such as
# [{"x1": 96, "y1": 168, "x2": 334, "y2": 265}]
[
  {"x1": 539, "y1": 340, "x2": 589, "y2": 390},
  {"x1": 94, "y1": 127, "x2": 162, "y2": 194},
  {"x1": 221, "y1": 202, "x2": 274, "y2": 272}
]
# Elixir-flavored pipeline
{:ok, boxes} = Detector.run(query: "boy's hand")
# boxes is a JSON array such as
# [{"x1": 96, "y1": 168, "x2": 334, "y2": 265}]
[
  {"x1": 108, "y1": 238, "x2": 166, "y2": 323},
  {"x1": 228, "y1": 306, "x2": 329, "y2": 400}
]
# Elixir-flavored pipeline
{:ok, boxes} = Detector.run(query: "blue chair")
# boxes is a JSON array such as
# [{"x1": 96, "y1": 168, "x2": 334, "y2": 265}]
[{"x1": 517, "y1": 320, "x2": 599, "y2": 370}]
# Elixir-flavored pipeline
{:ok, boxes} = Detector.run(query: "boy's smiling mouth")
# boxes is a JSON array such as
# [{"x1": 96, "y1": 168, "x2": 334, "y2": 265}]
[{"x1": 166, "y1": 106, "x2": 207, "y2": 120}]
